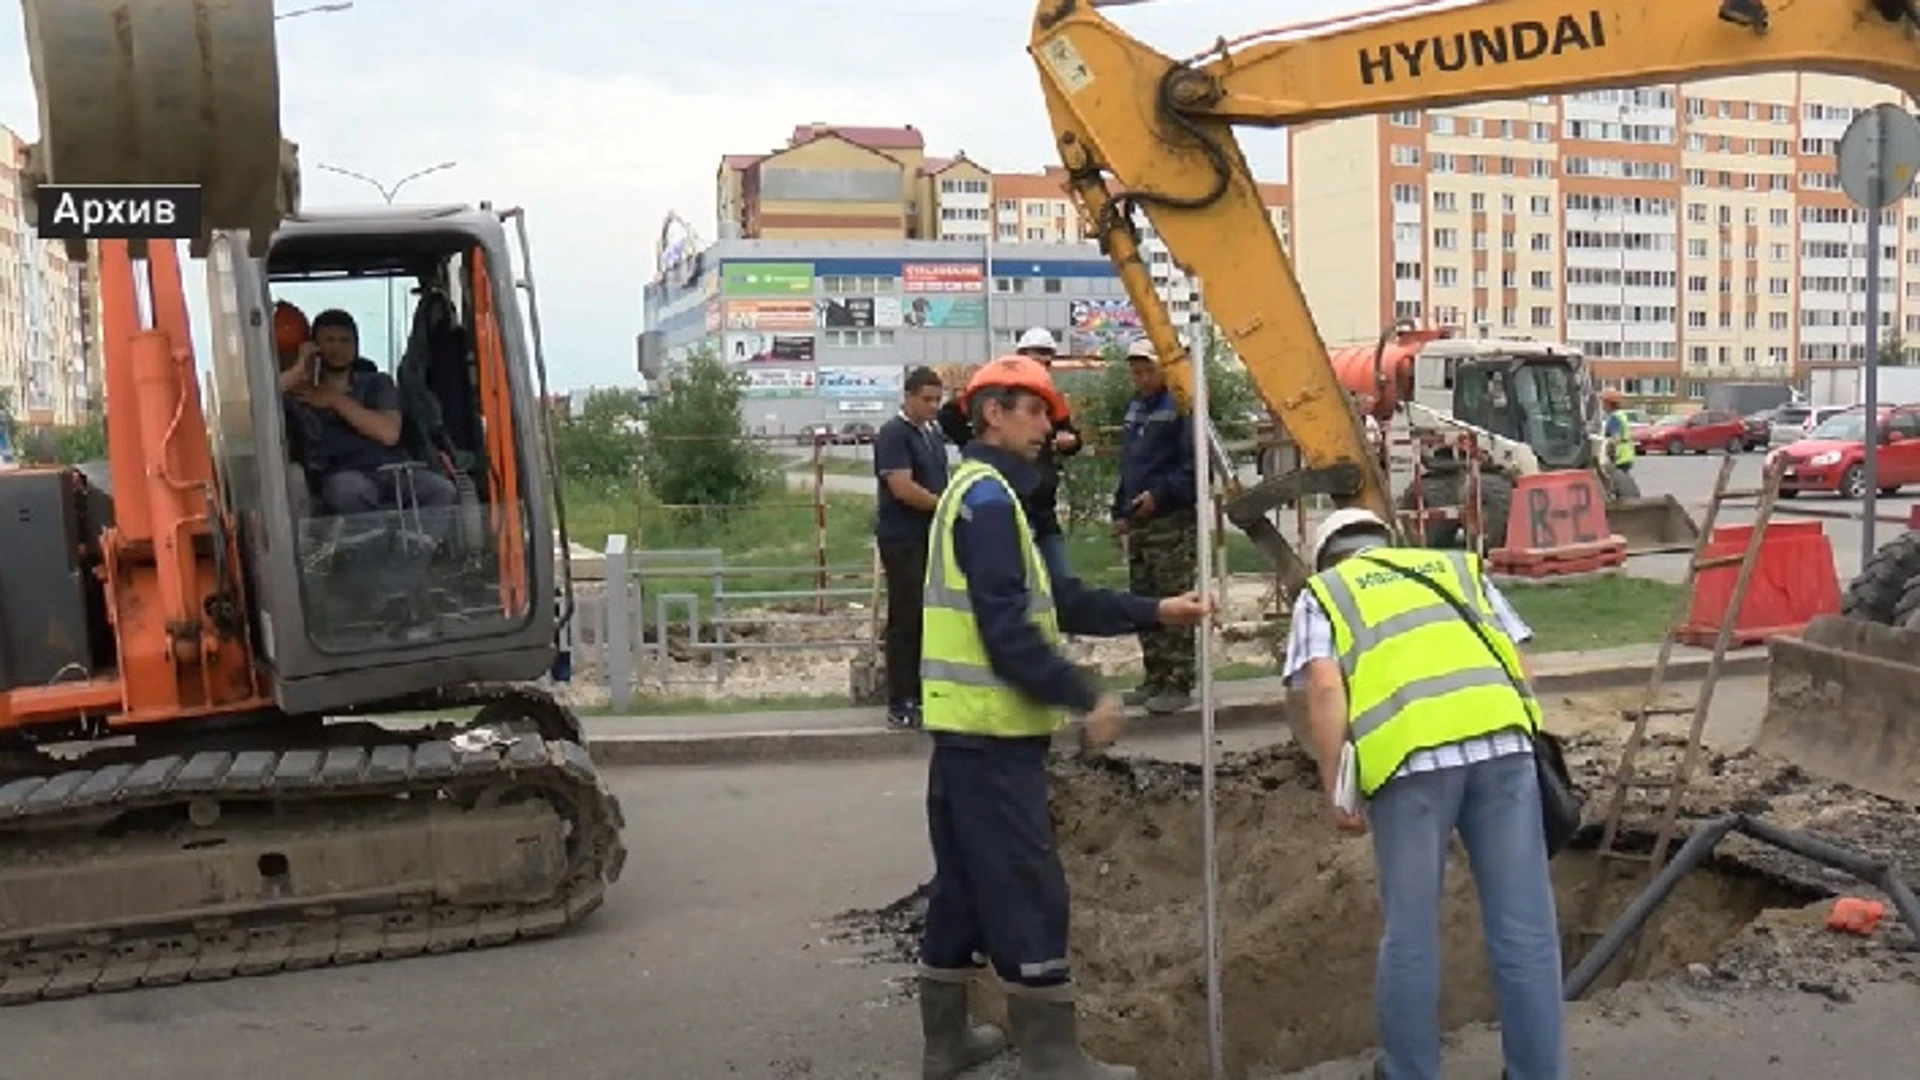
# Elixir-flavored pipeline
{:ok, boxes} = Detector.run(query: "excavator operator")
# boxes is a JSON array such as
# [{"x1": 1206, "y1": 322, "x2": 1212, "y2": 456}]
[
  {"x1": 280, "y1": 308, "x2": 457, "y2": 609},
  {"x1": 937, "y1": 327, "x2": 1082, "y2": 575}
]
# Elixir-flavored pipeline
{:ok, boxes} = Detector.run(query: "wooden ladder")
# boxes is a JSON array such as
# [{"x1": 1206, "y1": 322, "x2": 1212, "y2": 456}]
[{"x1": 1570, "y1": 454, "x2": 1785, "y2": 973}]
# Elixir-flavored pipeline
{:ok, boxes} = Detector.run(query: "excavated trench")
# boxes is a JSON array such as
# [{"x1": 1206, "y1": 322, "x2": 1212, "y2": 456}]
[{"x1": 834, "y1": 743, "x2": 1826, "y2": 1079}]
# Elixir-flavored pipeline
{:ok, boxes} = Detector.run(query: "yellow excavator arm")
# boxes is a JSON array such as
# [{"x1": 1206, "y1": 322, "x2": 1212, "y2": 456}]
[{"x1": 1031, "y1": 0, "x2": 1920, "y2": 581}]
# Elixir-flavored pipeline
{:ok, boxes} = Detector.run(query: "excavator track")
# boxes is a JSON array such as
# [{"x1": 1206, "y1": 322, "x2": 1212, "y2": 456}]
[{"x1": 0, "y1": 691, "x2": 625, "y2": 1004}]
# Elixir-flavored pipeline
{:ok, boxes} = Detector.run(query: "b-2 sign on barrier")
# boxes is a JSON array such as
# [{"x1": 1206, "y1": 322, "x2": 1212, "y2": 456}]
[{"x1": 1491, "y1": 470, "x2": 1626, "y2": 577}]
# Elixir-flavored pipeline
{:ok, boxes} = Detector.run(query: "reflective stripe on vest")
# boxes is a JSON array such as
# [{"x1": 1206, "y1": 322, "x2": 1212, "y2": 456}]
[
  {"x1": 1606, "y1": 414, "x2": 1636, "y2": 466},
  {"x1": 1305, "y1": 548, "x2": 1541, "y2": 795},
  {"x1": 919, "y1": 458, "x2": 1065, "y2": 737}
]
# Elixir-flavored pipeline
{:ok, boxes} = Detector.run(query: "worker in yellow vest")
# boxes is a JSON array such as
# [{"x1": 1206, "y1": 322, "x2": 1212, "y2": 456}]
[
  {"x1": 914, "y1": 354, "x2": 1211, "y2": 1080},
  {"x1": 1601, "y1": 389, "x2": 1636, "y2": 472},
  {"x1": 1282, "y1": 507, "x2": 1564, "y2": 1080}
]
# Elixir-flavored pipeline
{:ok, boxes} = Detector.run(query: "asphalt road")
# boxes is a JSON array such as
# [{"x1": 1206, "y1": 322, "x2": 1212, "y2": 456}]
[{"x1": 4, "y1": 692, "x2": 1914, "y2": 1080}]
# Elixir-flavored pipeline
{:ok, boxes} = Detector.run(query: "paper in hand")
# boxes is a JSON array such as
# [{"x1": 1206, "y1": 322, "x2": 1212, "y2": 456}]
[{"x1": 1333, "y1": 741, "x2": 1362, "y2": 816}]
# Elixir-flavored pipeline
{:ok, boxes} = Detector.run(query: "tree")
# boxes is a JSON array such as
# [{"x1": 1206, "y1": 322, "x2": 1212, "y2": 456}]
[
  {"x1": 636, "y1": 348, "x2": 774, "y2": 518},
  {"x1": 1053, "y1": 327, "x2": 1260, "y2": 532},
  {"x1": 1878, "y1": 332, "x2": 1911, "y2": 367},
  {"x1": 554, "y1": 385, "x2": 647, "y2": 493}
]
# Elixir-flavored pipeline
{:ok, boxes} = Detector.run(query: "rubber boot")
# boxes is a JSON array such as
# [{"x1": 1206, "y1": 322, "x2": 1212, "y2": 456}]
[
  {"x1": 919, "y1": 966, "x2": 1006, "y2": 1080},
  {"x1": 1006, "y1": 982, "x2": 1137, "y2": 1079}
]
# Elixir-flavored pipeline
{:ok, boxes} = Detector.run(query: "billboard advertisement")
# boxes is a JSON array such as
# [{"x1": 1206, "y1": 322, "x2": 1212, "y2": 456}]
[
  {"x1": 816, "y1": 297, "x2": 874, "y2": 328},
  {"x1": 727, "y1": 332, "x2": 816, "y2": 364},
  {"x1": 721, "y1": 261, "x2": 814, "y2": 295},
  {"x1": 903, "y1": 295, "x2": 985, "y2": 329},
  {"x1": 902, "y1": 262, "x2": 985, "y2": 293},
  {"x1": 1068, "y1": 298, "x2": 1141, "y2": 353},
  {"x1": 738, "y1": 367, "x2": 816, "y2": 398},
  {"x1": 817, "y1": 365, "x2": 904, "y2": 398},
  {"x1": 725, "y1": 299, "x2": 815, "y2": 330}
]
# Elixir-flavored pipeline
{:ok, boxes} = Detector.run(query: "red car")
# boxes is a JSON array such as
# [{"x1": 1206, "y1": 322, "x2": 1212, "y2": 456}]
[
  {"x1": 1634, "y1": 409, "x2": 1748, "y2": 455},
  {"x1": 1769, "y1": 405, "x2": 1920, "y2": 498}
]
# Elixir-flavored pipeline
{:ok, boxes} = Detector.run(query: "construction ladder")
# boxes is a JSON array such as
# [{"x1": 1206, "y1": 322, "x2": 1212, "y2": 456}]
[{"x1": 1571, "y1": 453, "x2": 1785, "y2": 976}]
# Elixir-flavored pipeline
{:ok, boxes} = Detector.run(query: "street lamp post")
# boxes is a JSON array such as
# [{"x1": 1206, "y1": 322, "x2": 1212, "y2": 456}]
[
  {"x1": 275, "y1": 2, "x2": 354, "y2": 20},
  {"x1": 315, "y1": 161, "x2": 457, "y2": 363}
]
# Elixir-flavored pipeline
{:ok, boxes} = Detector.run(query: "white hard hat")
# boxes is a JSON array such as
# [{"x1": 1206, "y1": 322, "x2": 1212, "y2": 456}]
[
  {"x1": 1126, "y1": 337, "x2": 1156, "y2": 360},
  {"x1": 1016, "y1": 327, "x2": 1058, "y2": 353},
  {"x1": 1308, "y1": 507, "x2": 1392, "y2": 572}
]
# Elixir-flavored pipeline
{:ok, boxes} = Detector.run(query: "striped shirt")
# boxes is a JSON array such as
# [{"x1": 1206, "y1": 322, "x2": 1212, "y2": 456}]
[{"x1": 1282, "y1": 573, "x2": 1534, "y2": 785}]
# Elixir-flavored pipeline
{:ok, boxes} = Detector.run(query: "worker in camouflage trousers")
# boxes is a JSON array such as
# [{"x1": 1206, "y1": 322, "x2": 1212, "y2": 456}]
[{"x1": 1111, "y1": 338, "x2": 1199, "y2": 714}]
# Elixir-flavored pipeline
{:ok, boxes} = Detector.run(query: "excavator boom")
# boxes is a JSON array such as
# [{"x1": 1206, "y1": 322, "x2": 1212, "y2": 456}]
[{"x1": 1030, "y1": 0, "x2": 1920, "y2": 578}]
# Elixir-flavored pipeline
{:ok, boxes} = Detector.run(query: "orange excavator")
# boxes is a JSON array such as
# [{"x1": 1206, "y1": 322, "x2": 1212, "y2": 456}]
[
  {"x1": 0, "y1": 0, "x2": 621, "y2": 1000},
  {"x1": 1031, "y1": 0, "x2": 1920, "y2": 798}
]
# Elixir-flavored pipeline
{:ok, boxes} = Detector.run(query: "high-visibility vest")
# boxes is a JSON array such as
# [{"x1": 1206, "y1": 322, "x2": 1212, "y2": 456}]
[
  {"x1": 1305, "y1": 547, "x2": 1541, "y2": 796},
  {"x1": 1605, "y1": 412, "x2": 1636, "y2": 467},
  {"x1": 919, "y1": 458, "x2": 1065, "y2": 738}
]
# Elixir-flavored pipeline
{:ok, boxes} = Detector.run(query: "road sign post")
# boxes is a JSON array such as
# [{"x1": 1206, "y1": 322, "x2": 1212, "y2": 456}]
[{"x1": 1836, "y1": 103, "x2": 1920, "y2": 561}]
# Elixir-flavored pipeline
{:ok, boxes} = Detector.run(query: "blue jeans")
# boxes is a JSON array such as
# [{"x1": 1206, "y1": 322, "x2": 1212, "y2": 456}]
[{"x1": 1369, "y1": 752, "x2": 1564, "y2": 1080}]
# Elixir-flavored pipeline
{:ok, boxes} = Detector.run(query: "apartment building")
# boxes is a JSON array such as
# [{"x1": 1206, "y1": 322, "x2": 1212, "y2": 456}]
[
  {"x1": 1289, "y1": 73, "x2": 1919, "y2": 402},
  {"x1": 0, "y1": 126, "x2": 93, "y2": 427}
]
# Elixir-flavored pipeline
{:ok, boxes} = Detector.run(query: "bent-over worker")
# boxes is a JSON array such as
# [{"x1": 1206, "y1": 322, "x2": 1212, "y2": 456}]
[
  {"x1": 1284, "y1": 508, "x2": 1564, "y2": 1080},
  {"x1": 936, "y1": 327, "x2": 1081, "y2": 576},
  {"x1": 1111, "y1": 338, "x2": 1199, "y2": 715},
  {"x1": 914, "y1": 354, "x2": 1210, "y2": 1080}
]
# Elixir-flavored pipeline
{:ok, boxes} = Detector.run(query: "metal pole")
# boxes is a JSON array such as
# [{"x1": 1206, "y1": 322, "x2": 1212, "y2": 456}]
[
  {"x1": 1189, "y1": 340, "x2": 1225, "y2": 1079},
  {"x1": 1864, "y1": 116, "x2": 1884, "y2": 562},
  {"x1": 315, "y1": 161, "x2": 458, "y2": 364}
]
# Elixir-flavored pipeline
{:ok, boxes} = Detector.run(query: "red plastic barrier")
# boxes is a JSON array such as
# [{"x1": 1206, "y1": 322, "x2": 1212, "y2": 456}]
[
  {"x1": 1489, "y1": 470, "x2": 1626, "y2": 578},
  {"x1": 1676, "y1": 520, "x2": 1841, "y2": 647}
]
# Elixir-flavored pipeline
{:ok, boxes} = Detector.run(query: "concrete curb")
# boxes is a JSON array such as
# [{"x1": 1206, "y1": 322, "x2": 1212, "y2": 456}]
[{"x1": 585, "y1": 651, "x2": 1770, "y2": 767}]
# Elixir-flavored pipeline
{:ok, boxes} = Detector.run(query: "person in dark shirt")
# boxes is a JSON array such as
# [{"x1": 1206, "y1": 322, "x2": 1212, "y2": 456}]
[
  {"x1": 872, "y1": 366, "x2": 950, "y2": 729},
  {"x1": 280, "y1": 309, "x2": 457, "y2": 601},
  {"x1": 913, "y1": 353, "x2": 1211, "y2": 1079},
  {"x1": 1111, "y1": 337, "x2": 1200, "y2": 714},
  {"x1": 935, "y1": 327, "x2": 1080, "y2": 576}
]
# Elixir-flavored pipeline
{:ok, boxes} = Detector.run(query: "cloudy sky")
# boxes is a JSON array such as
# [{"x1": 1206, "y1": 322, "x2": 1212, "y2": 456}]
[{"x1": 0, "y1": 0, "x2": 1359, "y2": 390}]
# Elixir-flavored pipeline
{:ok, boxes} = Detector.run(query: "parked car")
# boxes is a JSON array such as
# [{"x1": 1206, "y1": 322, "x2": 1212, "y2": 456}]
[
  {"x1": 1771, "y1": 403, "x2": 1850, "y2": 444},
  {"x1": 1634, "y1": 409, "x2": 1747, "y2": 455},
  {"x1": 1741, "y1": 409, "x2": 1775, "y2": 451},
  {"x1": 797, "y1": 422, "x2": 836, "y2": 444},
  {"x1": 1768, "y1": 405, "x2": 1920, "y2": 498},
  {"x1": 837, "y1": 422, "x2": 877, "y2": 445}
]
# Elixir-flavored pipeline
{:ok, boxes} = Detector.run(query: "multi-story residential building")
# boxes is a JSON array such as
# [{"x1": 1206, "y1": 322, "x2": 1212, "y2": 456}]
[
  {"x1": 0, "y1": 126, "x2": 94, "y2": 427},
  {"x1": 1288, "y1": 74, "x2": 1920, "y2": 403}
]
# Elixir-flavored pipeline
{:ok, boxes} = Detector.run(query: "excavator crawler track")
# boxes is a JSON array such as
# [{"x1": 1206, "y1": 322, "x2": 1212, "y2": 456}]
[{"x1": 0, "y1": 694, "x2": 625, "y2": 1004}]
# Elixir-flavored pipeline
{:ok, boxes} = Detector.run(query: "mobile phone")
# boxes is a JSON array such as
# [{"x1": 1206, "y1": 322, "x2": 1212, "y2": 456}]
[{"x1": 308, "y1": 356, "x2": 322, "y2": 386}]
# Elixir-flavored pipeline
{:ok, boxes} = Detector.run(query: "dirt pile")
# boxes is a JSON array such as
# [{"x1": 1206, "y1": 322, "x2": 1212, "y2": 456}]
[{"x1": 832, "y1": 734, "x2": 1920, "y2": 1078}]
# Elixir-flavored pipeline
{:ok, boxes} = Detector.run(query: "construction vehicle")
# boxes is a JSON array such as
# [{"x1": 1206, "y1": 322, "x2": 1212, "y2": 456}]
[
  {"x1": 1329, "y1": 323, "x2": 1698, "y2": 554},
  {"x1": 1030, "y1": 0, "x2": 1920, "y2": 789},
  {"x1": 0, "y1": 0, "x2": 622, "y2": 1000}
]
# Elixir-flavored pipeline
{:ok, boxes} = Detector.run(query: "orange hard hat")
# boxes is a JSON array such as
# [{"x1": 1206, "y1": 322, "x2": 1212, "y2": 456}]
[
  {"x1": 1601, "y1": 389, "x2": 1624, "y2": 405},
  {"x1": 273, "y1": 300, "x2": 309, "y2": 357},
  {"x1": 961, "y1": 354, "x2": 1068, "y2": 423}
]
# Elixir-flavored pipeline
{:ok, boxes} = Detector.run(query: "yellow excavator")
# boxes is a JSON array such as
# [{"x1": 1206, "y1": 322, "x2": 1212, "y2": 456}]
[
  {"x1": 1030, "y1": 0, "x2": 1920, "y2": 796},
  {"x1": 0, "y1": 0, "x2": 622, "y2": 1002}
]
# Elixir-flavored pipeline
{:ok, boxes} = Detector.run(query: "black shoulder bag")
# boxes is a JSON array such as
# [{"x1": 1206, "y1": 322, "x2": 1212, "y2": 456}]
[{"x1": 1354, "y1": 556, "x2": 1585, "y2": 858}]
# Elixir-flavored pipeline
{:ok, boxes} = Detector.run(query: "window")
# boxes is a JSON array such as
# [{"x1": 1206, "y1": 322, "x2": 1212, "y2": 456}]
[
  {"x1": 1391, "y1": 183, "x2": 1421, "y2": 204},
  {"x1": 1430, "y1": 114, "x2": 1455, "y2": 135},
  {"x1": 1433, "y1": 190, "x2": 1457, "y2": 212},
  {"x1": 1688, "y1": 275, "x2": 1708, "y2": 293},
  {"x1": 1530, "y1": 195, "x2": 1551, "y2": 216},
  {"x1": 1043, "y1": 278, "x2": 1062, "y2": 294},
  {"x1": 1434, "y1": 266, "x2": 1459, "y2": 287},
  {"x1": 823, "y1": 328, "x2": 896, "y2": 348},
  {"x1": 1470, "y1": 192, "x2": 1486, "y2": 211},
  {"x1": 1394, "y1": 261, "x2": 1423, "y2": 281},
  {"x1": 1530, "y1": 306, "x2": 1554, "y2": 328},
  {"x1": 993, "y1": 277, "x2": 1030, "y2": 293},
  {"x1": 1432, "y1": 228, "x2": 1458, "y2": 250},
  {"x1": 821, "y1": 275, "x2": 894, "y2": 293},
  {"x1": 1530, "y1": 270, "x2": 1552, "y2": 290},
  {"x1": 1391, "y1": 144, "x2": 1422, "y2": 166},
  {"x1": 1390, "y1": 110, "x2": 1419, "y2": 127}
]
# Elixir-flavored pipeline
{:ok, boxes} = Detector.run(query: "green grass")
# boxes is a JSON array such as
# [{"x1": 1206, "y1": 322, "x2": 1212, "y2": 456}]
[{"x1": 1500, "y1": 574, "x2": 1687, "y2": 653}]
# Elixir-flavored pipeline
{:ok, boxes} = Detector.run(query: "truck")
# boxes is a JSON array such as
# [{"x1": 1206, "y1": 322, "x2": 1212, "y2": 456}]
[{"x1": 1705, "y1": 381, "x2": 1794, "y2": 417}]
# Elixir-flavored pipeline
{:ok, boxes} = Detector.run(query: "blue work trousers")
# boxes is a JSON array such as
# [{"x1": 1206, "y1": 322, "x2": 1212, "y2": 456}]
[
  {"x1": 918, "y1": 733, "x2": 1072, "y2": 987},
  {"x1": 1369, "y1": 752, "x2": 1565, "y2": 1080}
]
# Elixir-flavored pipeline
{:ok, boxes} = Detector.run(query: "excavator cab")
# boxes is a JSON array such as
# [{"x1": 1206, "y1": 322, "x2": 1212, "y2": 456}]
[{"x1": 200, "y1": 205, "x2": 557, "y2": 718}]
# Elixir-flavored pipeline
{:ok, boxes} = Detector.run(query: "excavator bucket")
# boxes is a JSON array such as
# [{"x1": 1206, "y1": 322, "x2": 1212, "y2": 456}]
[
  {"x1": 1757, "y1": 615, "x2": 1920, "y2": 806},
  {"x1": 1606, "y1": 495, "x2": 1700, "y2": 555},
  {"x1": 19, "y1": 0, "x2": 298, "y2": 256}
]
